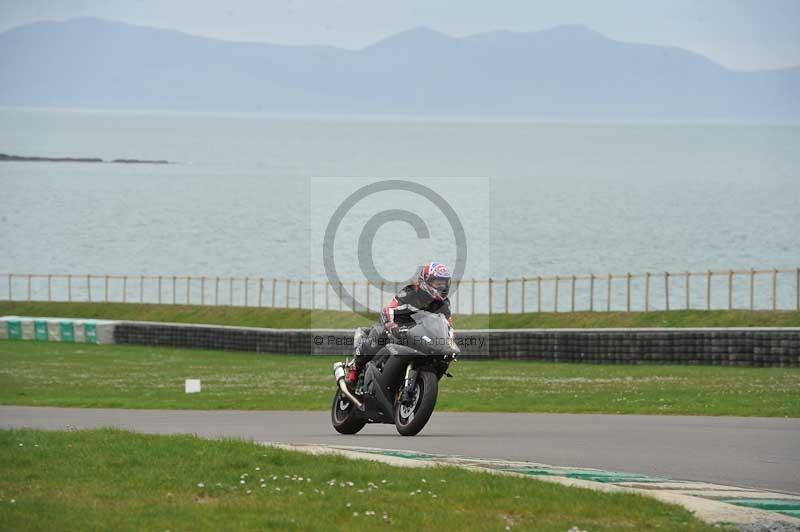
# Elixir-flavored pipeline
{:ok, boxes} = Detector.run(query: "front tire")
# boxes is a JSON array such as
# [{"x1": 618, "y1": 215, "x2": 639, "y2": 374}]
[
  {"x1": 331, "y1": 390, "x2": 366, "y2": 435},
  {"x1": 394, "y1": 371, "x2": 438, "y2": 436}
]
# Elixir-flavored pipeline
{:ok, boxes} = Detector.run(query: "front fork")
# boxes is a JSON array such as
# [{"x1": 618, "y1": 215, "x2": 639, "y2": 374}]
[{"x1": 400, "y1": 364, "x2": 419, "y2": 404}]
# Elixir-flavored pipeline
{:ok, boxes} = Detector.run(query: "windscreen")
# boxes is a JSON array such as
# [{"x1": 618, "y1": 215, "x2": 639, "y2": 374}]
[
  {"x1": 406, "y1": 311, "x2": 452, "y2": 354},
  {"x1": 412, "y1": 311, "x2": 448, "y2": 333}
]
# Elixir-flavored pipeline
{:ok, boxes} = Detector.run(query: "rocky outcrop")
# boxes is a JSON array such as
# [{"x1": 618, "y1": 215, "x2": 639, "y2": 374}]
[
  {"x1": 1, "y1": 153, "x2": 170, "y2": 164},
  {"x1": 110, "y1": 158, "x2": 169, "y2": 164},
  {"x1": 0, "y1": 153, "x2": 102, "y2": 163}
]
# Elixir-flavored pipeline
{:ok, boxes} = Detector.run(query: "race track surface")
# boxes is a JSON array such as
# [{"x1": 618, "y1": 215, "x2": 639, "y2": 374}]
[{"x1": 2, "y1": 406, "x2": 798, "y2": 494}]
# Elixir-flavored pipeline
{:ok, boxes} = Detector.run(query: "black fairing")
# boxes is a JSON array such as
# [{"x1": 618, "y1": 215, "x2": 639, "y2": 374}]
[
  {"x1": 399, "y1": 312, "x2": 460, "y2": 358},
  {"x1": 358, "y1": 312, "x2": 457, "y2": 423}
]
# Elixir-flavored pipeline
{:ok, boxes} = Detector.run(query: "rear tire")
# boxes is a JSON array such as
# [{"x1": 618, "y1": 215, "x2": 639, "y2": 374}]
[
  {"x1": 331, "y1": 390, "x2": 366, "y2": 435},
  {"x1": 394, "y1": 371, "x2": 438, "y2": 436}
]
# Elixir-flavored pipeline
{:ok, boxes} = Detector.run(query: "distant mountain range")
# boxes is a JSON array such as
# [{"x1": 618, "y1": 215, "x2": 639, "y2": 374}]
[{"x1": 1, "y1": 17, "x2": 798, "y2": 120}]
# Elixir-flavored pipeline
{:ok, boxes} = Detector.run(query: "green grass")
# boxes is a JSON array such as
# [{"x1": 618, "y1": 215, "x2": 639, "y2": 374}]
[
  {"x1": 1, "y1": 340, "x2": 797, "y2": 416},
  {"x1": 0, "y1": 428, "x2": 723, "y2": 531},
  {"x1": 2, "y1": 301, "x2": 799, "y2": 329},
  {"x1": 0, "y1": 301, "x2": 373, "y2": 329}
]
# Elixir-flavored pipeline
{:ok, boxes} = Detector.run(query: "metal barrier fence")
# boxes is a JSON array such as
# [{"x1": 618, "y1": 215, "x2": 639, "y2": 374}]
[{"x1": 2, "y1": 268, "x2": 799, "y2": 314}]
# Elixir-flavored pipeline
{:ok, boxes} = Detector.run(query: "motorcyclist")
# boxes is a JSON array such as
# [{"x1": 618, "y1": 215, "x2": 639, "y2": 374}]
[{"x1": 347, "y1": 262, "x2": 453, "y2": 384}]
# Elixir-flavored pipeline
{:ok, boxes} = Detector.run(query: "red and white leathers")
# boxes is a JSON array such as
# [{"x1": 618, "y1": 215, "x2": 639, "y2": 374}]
[
  {"x1": 380, "y1": 283, "x2": 452, "y2": 333},
  {"x1": 350, "y1": 283, "x2": 453, "y2": 378}
]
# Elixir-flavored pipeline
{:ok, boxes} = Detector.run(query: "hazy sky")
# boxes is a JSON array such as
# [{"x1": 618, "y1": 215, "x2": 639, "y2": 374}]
[{"x1": 2, "y1": 0, "x2": 799, "y2": 71}]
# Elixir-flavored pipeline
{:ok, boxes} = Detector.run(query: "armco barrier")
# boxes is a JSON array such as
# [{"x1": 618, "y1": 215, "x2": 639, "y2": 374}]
[
  {"x1": 3, "y1": 317, "x2": 798, "y2": 366},
  {"x1": 110, "y1": 321, "x2": 799, "y2": 366}
]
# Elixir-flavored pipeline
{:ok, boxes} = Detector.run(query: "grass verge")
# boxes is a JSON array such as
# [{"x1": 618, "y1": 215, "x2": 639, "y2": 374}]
[
  {"x1": 0, "y1": 428, "x2": 722, "y2": 531},
  {"x1": 1, "y1": 340, "x2": 797, "y2": 416},
  {"x1": 2, "y1": 301, "x2": 799, "y2": 329}
]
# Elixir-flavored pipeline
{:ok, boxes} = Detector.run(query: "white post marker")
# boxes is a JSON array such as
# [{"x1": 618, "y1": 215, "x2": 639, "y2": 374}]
[{"x1": 185, "y1": 379, "x2": 201, "y2": 394}]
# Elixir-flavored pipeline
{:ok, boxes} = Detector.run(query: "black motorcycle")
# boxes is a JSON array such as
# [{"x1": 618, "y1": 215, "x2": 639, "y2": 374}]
[{"x1": 331, "y1": 311, "x2": 459, "y2": 436}]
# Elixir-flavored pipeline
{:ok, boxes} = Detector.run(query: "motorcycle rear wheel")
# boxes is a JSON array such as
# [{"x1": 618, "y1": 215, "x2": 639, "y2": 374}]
[
  {"x1": 331, "y1": 390, "x2": 366, "y2": 435},
  {"x1": 394, "y1": 370, "x2": 438, "y2": 436}
]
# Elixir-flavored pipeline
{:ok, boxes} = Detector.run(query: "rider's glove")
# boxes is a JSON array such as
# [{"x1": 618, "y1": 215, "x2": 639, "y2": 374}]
[{"x1": 385, "y1": 321, "x2": 399, "y2": 337}]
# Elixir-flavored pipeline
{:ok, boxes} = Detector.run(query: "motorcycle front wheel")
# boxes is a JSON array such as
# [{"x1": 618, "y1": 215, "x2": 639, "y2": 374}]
[
  {"x1": 394, "y1": 370, "x2": 438, "y2": 436},
  {"x1": 331, "y1": 389, "x2": 366, "y2": 435}
]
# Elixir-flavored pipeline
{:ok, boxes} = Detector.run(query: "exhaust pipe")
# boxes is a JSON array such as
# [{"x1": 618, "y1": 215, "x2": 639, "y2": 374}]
[{"x1": 333, "y1": 362, "x2": 363, "y2": 410}]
